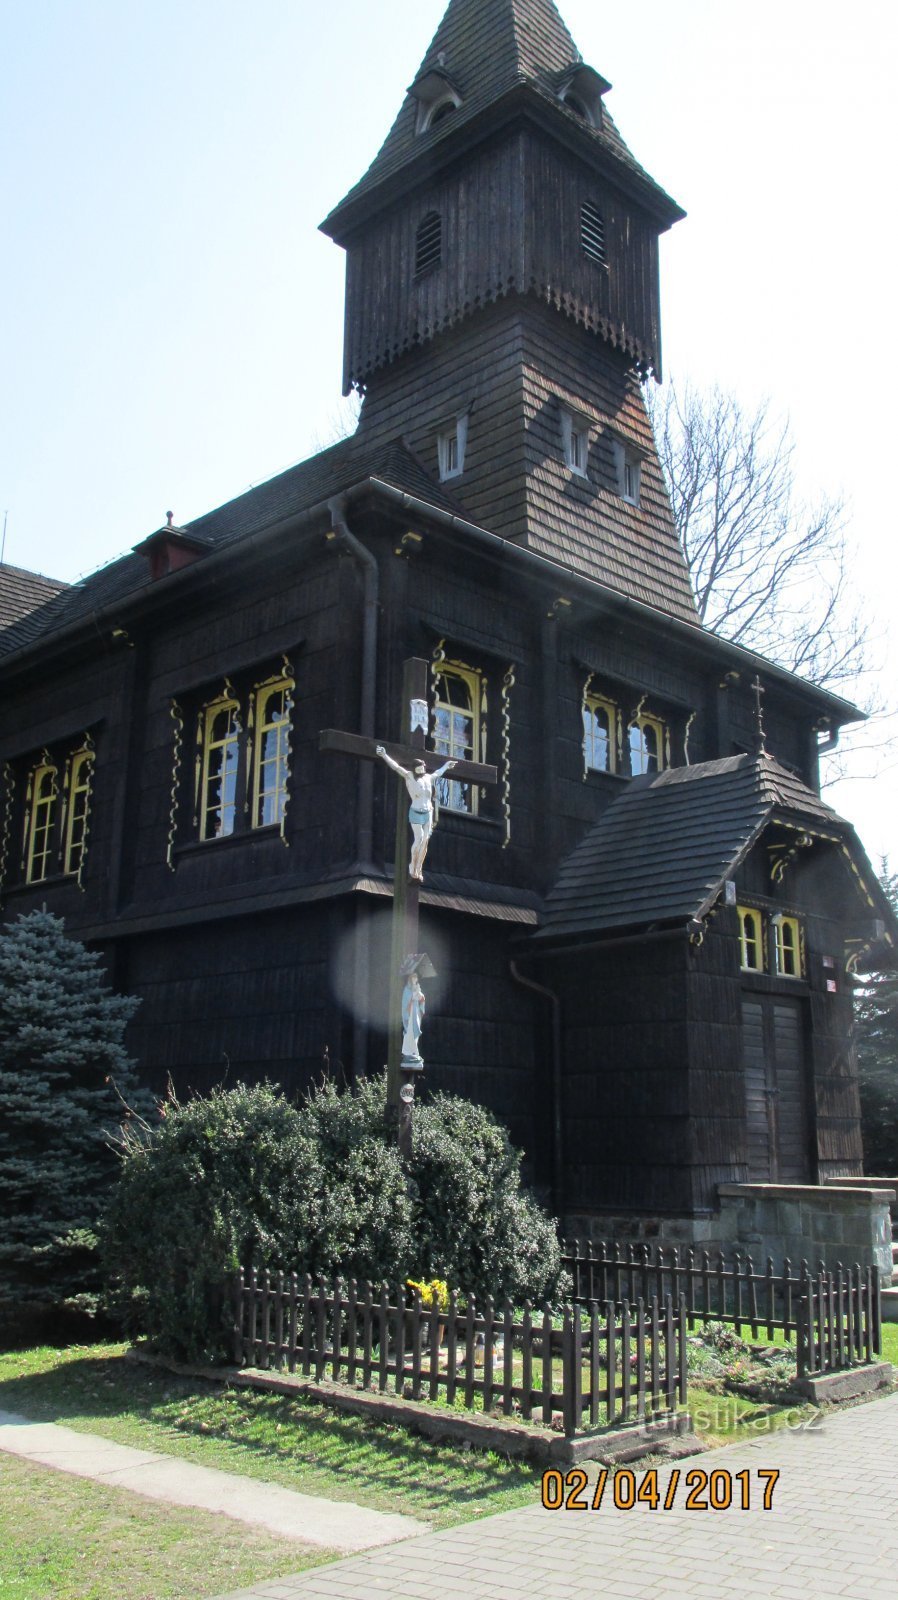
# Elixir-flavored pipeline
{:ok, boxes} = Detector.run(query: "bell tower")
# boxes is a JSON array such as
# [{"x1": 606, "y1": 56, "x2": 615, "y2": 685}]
[{"x1": 320, "y1": 0, "x2": 697, "y2": 626}]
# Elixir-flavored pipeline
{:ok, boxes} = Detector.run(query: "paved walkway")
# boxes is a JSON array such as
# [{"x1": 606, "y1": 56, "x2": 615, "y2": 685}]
[
  {"x1": 0, "y1": 1410, "x2": 427, "y2": 1553},
  {"x1": 212, "y1": 1393, "x2": 898, "y2": 1600}
]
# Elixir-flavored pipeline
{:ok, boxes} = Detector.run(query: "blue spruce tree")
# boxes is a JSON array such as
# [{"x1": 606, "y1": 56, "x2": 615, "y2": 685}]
[{"x1": 0, "y1": 908, "x2": 146, "y2": 1314}]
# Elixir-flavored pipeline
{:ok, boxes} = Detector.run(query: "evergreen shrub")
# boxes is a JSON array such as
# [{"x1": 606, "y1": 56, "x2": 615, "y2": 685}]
[
  {"x1": 103, "y1": 1073, "x2": 564, "y2": 1362},
  {"x1": 0, "y1": 909, "x2": 145, "y2": 1324}
]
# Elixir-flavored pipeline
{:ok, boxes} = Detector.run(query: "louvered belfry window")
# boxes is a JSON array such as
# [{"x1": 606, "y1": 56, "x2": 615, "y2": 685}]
[
  {"x1": 415, "y1": 211, "x2": 443, "y2": 277},
  {"x1": 581, "y1": 201, "x2": 606, "y2": 265}
]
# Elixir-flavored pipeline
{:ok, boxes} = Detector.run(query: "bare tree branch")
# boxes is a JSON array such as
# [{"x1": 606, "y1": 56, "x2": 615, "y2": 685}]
[{"x1": 648, "y1": 381, "x2": 868, "y2": 691}]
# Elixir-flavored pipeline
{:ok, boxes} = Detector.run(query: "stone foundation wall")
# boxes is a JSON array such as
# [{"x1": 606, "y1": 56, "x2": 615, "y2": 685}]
[{"x1": 565, "y1": 1182, "x2": 895, "y2": 1282}]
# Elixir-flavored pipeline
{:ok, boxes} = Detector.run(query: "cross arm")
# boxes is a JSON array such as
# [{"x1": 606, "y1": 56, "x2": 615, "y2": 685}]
[{"x1": 318, "y1": 728, "x2": 497, "y2": 787}]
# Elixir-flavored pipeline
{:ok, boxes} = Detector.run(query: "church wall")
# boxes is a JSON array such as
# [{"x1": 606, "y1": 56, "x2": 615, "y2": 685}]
[
  {"x1": 118, "y1": 902, "x2": 338, "y2": 1102},
  {"x1": 0, "y1": 645, "x2": 136, "y2": 933},
  {"x1": 122, "y1": 551, "x2": 359, "y2": 915},
  {"x1": 554, "y1": 936, "x2": 695, "y2": 1219},
  {"x1": 343, "y1": 128, "x2": 662, "y2": 394}
]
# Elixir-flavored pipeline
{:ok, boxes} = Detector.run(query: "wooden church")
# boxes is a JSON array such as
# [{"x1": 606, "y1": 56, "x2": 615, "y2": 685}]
[{"x1": 1, "y1": 0, "x2": 893, "y2": 1244}]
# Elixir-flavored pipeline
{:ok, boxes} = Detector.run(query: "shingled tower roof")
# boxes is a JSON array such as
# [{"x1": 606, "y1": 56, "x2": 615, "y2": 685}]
[{"x1": 323, "y1": 0, "x2": 681, "y2": 238}]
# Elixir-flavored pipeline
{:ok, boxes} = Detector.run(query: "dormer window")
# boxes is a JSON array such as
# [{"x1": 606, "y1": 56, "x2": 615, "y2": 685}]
[
  {"x1": 411, "y1": 68, "x2": 463, "y2": 135},
  {"x1": 609, "y1": 436, "x2": 643, "y2": 507},
  {"x1": 581, "y1": 201, "x2": 607, "y2": 266},
  {"x1": 557, "y1": 64, "x2": 610, "y2": 130},
  {"x1": 427, "y1": 98, "x2": 458, "y2": 129},
  {"x1": 438, "y1": 414, "x2": 468, "y2": 480},
  {"x1": 560, "y1": 408, "x2": 591, "y2": 478},
  {"x1": 415, "y1": 211, "x2": 443, "y2": 277}
]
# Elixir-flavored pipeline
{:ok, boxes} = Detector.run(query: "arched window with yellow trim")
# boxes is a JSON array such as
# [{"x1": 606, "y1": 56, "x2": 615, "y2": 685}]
[
  {"x1": 774, "y1": 915, "x2": 803, "y2": 978},
  {"x1": 252, "y1": 676, "x2": 294, "y2": 828},
  {"x1": 629, "y1": 713, "x2": 666, "y2": 776},
  {"x1": 738, "y1": 906, "x2": 764, "y2": 972},
  {"x1": 583, "y1": 694, "x2": 617, "y2": 773},
  {"x1": 64, "y1": 748, "x2": 94, "y2": 876},
  {"x1": 25, "y1": 760, "x2": 58, "y2": 883},
  {"x1": 199, "y1": 696, "x2": 241, "y2": 840},
  {"x1": 432, "y1": 661, "x2": 483, "y2": 814}
]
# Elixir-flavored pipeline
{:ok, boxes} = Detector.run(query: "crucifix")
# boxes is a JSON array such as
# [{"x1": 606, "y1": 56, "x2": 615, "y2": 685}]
[{"x1": 319, "y1": 657, "x2": 497, "y2": 1153}]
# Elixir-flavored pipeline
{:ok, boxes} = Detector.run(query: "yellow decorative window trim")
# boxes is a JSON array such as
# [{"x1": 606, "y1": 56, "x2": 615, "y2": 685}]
[
  {"x1": 63, "y1": 742, "x2": 95, "y2": 880},
  {"x1": 198, "y1": 692, "x2": 241, "y2": 841},
  {"x1": 738, "y1": 905, "x2": 764, "y2": 972},
  {"x1": 431, "y1": 650, "x2": 486, "y2": 815},
  {"x1": 250, "y1": 674, "x2": 295, "y2": 832},
  {"x1": 24, "y1": 755, "x2": 58, "y2": 884},
  {"x1": 629, "y1": 710, "x2": 668, "y2": 776},
  {"x1": 773, "y1": 914, "x2": 803, "y2": 979},
  {"x1": 583, "y1": 689, "x2": 619, "y2": 774}
]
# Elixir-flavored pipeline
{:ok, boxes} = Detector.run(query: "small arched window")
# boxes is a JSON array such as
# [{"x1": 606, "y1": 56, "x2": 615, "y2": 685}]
[
  {"x1": 581, "y1": 201, "x2": 606, "y2": 265},
  {"x1": 415, "y1": 211, "x2": 443, "y2": 278},
  {"x1": 428, "y1": 98, "x2": 457, "y2": 128},
  {"x1": 564, "y1": 94, "x2": 590, "y2": 123}
]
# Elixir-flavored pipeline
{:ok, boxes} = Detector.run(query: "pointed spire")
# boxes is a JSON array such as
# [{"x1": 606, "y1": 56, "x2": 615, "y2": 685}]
[{"x1": 323, "y1": 0, "x2": 666, "y2": 239}]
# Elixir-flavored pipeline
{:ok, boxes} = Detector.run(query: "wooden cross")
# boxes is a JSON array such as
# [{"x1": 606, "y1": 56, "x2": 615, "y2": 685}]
[{"x1": 319, "y1": 657, "x2": 497, "y2": 1150}]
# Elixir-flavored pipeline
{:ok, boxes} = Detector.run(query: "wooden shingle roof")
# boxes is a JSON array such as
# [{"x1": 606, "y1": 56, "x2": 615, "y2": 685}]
[
  {"x1": 0, "y1": 438, "x2": 462, "y2": 662},
  {"x1": 0, "y1": 562, "x2": 68, "y2": 632},
  {"x1": 535, "y1": 753, "x2": 877, "y2": 945},
  {"x1": 322, "y1": 0, "x2": 681, "y2": 238}
]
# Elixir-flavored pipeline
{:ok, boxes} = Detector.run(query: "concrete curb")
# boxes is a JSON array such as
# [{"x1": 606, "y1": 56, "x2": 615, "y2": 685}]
[{"x1": 127, "y1": 1346, "x2": 701, "y2": 1466}]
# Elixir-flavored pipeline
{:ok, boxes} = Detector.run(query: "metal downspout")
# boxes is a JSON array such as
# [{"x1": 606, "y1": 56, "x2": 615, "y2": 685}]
[{"x1": 510, "y1": 960, "x2": 565, "y2": 1221}]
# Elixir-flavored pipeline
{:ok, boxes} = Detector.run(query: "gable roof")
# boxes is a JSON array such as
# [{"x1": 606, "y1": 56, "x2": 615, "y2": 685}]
[
  {"x1": 322, "y1": 0, "x2": 680, "y2": 237},
  {"x1": 0, "y1": 437, "x2": 462, "y2": 662},
  {"x1": 0, "y1": 562, "x2": 68, "y2": 632},
  {"x1": 535, "y1": 753, "x2": 886, "y2": 945}
]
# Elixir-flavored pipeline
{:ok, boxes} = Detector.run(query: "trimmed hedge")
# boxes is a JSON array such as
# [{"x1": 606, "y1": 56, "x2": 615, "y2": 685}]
[{"x1": 103, "y1": 1074, "x2": 564, "y2": 1361}]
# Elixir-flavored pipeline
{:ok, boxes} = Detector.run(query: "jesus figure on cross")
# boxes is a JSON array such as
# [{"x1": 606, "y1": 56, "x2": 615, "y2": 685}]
[{"x1": 375, "y1": 745, "x2": 458, "y2": 881}]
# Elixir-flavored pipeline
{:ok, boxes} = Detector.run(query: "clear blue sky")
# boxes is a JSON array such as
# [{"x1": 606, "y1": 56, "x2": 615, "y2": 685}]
[{"x1": 1, "y1": 1, "x2": 895, "y2": 859}]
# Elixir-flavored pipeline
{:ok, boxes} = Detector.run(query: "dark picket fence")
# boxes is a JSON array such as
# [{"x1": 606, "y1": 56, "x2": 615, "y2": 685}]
[
  {"x1": 561, "y1": 1240, "x2": 881, "y2": 1377},
  {"x1": 231, "y1": 1268, "x2": 689, "y2": 1438},
  {"x1": 796, "y1": 1266, "x2": 883, "y2": 1379}
]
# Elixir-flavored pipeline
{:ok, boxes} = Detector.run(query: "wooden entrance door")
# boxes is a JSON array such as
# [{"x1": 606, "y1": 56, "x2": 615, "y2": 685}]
[{"x1": 742, "y1": 996, "x2": 811, "y2": 1182}]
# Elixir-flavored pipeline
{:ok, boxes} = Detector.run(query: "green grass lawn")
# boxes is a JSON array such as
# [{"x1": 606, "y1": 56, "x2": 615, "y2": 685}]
[
  {"x1": 0, "y1": 1343, "x2": 541, "y2": 1532},
  {"x1": 0, "y1": 1452, "x2": 329, "y2": 1600}
]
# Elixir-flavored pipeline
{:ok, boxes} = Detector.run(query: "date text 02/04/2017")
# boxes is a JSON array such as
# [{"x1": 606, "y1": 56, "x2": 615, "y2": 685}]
[{"x1": 541, "y1": 1468, "x2": 781, "y2": 1513}]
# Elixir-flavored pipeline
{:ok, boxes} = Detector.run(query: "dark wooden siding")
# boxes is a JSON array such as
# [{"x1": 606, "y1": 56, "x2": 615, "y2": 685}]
[{"x1": 343, "y1": 130, "x2": 662, "y2": 392}]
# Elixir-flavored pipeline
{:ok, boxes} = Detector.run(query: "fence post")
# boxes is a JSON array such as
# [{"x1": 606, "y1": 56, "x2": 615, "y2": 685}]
[
  {"x1": 446, "y1": 1290, "x2": 458, "y2": 1406},
  {"x1": 465, "y1": 1295, "x2": 477, "y2": 1410},
  {"x1": 301, "y1": 1274, "x2": 312, "y2": 1375},
  {"x1": 540, "y1": 1304, "x2": 553, "y2": 1425},
  {"x1": 346, "y1": 1278, "x2": 358, "y2": 1386},
  {"x1": 678, "y1": 1294, "x2": 688, "y2": 1408},
  {"x1": 248, "y1": 1266, "x2": 258, "y2": 1365},
  {"x1": 521, "y1": 1300, "x2": 533, "y2": 1421},
  {"x1": 562, "y1": 1306, "x2": 576, "y2": 1438},
  {"x1": 797, "y1": 1291, "x2": 809, "y2": 1381},
  {"x1": 261, "y1": 1270, "x2": 272, "y2": 1369},
  {"x1": 362, "y1": 1282, "x2": 373, "y2": 1389},
  {"x1": 315, "y1": 1276, "x2": 327, "y2": 1382},
  {"x1": 635, "y1": 1297, "x2": 646, "y2": 1422},
  {"x1": 430, "y1": 1293, "x2": 442, "y2": 1404},
  {"x1": 589, "y1": 1302, "x2": 601, "y2": 1428},
  {"x1": 288, "y1": 1272, "x2": 298, "y2": 1374},
  {"x1": 378, "y1": 1284, "x2": 389, "y2": 1392},
  {"x1": 502, "y1": 1300, "x2": 514, "y2": 1417},
  {"x1": 395, "y1": 1280, "x2": 407, "y2": 1397},
  {"x1": 872, "y1": 1265, "x2": 882, "y2": 1358},
  {"x1": 410, "y1": 1287, "x2": 423, "y2": 1401},
  {"x1": 231, "y1": 1270, "x2": 245, "y2": 1366},
  {"x1": 482, "y1": 1295, "x2": 494, "y2": 1415}
]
